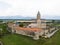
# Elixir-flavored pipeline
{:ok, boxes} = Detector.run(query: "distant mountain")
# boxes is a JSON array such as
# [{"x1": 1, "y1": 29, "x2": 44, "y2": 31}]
[
  {"x1": 0, "y1": 15, "x2": 60, "y2": 20},
  {"x1": 42, "y1": 15, "x2": 60, "y2": 20},
  {"x1": 0, "y1": 16, "x2": 35, "y2": 19}
]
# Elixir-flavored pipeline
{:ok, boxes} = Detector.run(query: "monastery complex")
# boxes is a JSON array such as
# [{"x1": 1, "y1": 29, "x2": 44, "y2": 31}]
[{"x1": 8, "y1": 11, "x2": 58, "y2": 40}]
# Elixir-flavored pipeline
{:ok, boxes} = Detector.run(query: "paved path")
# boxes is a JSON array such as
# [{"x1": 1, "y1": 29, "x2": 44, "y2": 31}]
[{"x1": 45, "y1": 30, "x2": 58, "y2": 38}]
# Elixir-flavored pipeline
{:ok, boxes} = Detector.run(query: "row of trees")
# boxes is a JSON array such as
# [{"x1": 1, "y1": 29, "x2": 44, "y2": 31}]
[{"x1": 0, "y1": 23, "x2": 9, "y2": 38}]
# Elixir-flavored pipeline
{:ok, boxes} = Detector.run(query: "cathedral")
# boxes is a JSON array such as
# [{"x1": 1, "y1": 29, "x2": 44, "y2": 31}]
[{"x1": 8, "y1": 11, "x2": 57, "y2": 40}]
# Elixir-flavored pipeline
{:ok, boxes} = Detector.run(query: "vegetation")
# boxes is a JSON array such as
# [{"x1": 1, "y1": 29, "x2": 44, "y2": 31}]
[
  {"x1": 0, "y1": 21, "x2": 60, "y2": 45},
  {"x1": 0, "y1": 20, "x2": 3, "y2": 23},
  {"x1": 19, "y1": 22, "x2": 24, "y2": 27},
  {"x1": 0, "y1": 29, "x2": 60, "y2": 45},
  {"x1": 19, "y1": 22, "x2": 27, "y2": 27},
  {"x1": 0, "y1": 23, "x2": 9, "y2": 38}
]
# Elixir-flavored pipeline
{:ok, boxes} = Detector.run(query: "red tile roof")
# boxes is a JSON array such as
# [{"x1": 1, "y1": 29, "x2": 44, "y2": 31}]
[
  {"x1": 14, "y1": 27, "x2": 42, "y2": 32},
  {"x1": 8, "y1": 23, "x2": 42, "y2": 32}
]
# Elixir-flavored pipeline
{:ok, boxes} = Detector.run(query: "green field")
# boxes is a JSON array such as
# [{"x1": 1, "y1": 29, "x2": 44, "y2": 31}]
[
  {"x1": 0, "y1": 30, "x2": 60, "y2": 45},
  {"x1": 0, "y1": 23, "x2": 60, "y2": 45}
]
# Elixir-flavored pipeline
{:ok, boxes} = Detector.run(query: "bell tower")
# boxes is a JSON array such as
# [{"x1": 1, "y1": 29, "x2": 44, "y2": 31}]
[{"x1": 37, "y1": 11, "x2": 41, "y2": 28}]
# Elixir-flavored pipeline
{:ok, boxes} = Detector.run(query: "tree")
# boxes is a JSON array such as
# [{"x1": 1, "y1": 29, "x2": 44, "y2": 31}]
[
  {"x1": 19, "y1": 23, "x2": 24, "y2": 27},
  {"x1": 0, "y1": 23, "x2": 10, "y2": 38},
  {"x1": 0, "y1": 20, "x2": 3, "y2": 22},
  {"x1": 19, "y1": 22, "x2": 26, "y2": 27},
  {"x1": 0, "y1": 28, "x2": 3, "y2": 38}
]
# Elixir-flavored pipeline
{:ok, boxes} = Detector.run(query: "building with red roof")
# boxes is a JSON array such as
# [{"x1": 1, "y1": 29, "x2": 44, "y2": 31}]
[{"x1": 7, "y1": 11, "x2": 56, "y2": 40}]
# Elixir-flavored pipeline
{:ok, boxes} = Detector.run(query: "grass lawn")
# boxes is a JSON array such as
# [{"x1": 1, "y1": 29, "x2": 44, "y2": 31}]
[
  {"x1": 0, "y1": 23, "x2": 60, "y2": 45},
  {"x1": 0, "y1": 30, "x2": 60, "y2": 45}
]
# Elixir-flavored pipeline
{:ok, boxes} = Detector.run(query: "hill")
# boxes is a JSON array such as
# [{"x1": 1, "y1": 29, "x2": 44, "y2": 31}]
[
  {"x1": 0, "y1": 15, "x2": 60, "y2": 20},
  {"x1": 0, "y1": 16, "x2": 35, "y2": 19}
]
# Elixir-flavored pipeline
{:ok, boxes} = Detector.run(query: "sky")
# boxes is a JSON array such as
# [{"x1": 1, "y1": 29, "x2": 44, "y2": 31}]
[{"x1": 0, "y1": 0, "x2": 60, "y2": 18}]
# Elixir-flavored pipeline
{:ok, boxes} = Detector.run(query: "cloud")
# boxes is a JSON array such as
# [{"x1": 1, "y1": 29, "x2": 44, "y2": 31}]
[
  {"x1": 0, "y1": 0, "x2": 60, "y2": 18},
  {"x1": 0, "y1": 1, "x2": 11, "y2": 16}
]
